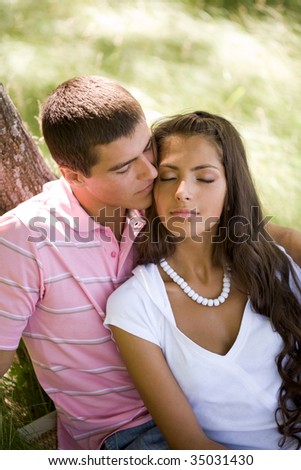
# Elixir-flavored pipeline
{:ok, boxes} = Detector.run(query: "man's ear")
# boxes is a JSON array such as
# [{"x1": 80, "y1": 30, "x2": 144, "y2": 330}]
[{"x1": 60, "y1": 166, "x2": 86, "y2": 187}]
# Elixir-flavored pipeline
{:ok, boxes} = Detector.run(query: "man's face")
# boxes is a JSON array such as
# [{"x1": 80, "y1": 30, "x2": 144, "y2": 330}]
[{"x1": 73, "y1": 121, "x2": 158, "y2": 219}]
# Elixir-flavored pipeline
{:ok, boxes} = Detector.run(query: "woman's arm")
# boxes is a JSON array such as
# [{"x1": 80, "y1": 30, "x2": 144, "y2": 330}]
[
  {"x1": 111, "y1": 326, "x2": 226, "y2": 450},
  {"x1": 267, "y1": 223, "x2": 301, "y2": 266}
]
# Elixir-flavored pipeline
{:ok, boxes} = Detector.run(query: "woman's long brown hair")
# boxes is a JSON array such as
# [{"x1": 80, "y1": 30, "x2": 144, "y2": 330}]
[{"x1": 137, "y1": 111, "x2": 301, "y2": 448}]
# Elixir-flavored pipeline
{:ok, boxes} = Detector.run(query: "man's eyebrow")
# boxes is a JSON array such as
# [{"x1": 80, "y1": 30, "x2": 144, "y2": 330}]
[
  {"x1": 108, "y1": 138, "x2": 152, "y2": 172},
  {"x1": 144, "y1": 137, "x2": 152, "y2": 151},
  {"x1": 108, "y1": 157, "x2": 137, "y2": 172}
]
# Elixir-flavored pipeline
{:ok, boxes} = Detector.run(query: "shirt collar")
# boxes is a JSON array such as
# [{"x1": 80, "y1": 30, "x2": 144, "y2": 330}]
[{"x1": 43, "y1": 178, "x2": 146, "y2": 236}]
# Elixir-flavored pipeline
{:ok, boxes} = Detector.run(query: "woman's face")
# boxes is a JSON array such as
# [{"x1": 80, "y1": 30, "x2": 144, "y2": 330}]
[{"x1": 154, "y1": 135, "x2": 227, "y2": 240}]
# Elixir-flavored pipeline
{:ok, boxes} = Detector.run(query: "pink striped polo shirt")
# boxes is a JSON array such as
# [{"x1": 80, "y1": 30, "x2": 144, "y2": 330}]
[{"x1": 0, "y1": 177, "x2": 151, "y2": 449}]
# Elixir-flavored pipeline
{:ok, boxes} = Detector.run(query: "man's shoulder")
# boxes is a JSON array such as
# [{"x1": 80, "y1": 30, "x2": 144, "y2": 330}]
[{"x1": 109, "y1": 264, "x2": 157, "y2": 302}]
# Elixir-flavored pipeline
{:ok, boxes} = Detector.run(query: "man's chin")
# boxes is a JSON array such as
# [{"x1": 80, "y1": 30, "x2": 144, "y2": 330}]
[{"x1": 132, "y1": 195, "x2": 153, "y2": 211}]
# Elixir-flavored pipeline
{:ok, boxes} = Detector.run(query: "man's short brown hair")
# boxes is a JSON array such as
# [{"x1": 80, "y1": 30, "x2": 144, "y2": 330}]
[{"x1": 41, "y1": 76, "x2": 145, "y2": 176}]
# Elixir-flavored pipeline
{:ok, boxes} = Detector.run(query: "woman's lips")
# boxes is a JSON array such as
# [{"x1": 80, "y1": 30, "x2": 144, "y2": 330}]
[{"x1": 170, "y1": 209, "x2": 199, "y2": 218}]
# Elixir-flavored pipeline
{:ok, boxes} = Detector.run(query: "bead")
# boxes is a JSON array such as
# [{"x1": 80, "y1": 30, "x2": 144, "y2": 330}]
[{"x1": 159, "y1": 258, "x2": 231, "y2": 308}]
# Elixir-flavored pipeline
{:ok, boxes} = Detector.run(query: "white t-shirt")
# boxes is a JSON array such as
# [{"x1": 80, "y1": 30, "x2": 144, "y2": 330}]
[{"x1": 105, "y1": 261, "x2": 301, "y2": 450}]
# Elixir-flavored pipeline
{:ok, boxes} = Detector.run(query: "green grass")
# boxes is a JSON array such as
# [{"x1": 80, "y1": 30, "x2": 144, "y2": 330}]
[
  {"x1": 0, "y1": 341, "x2": 54, "y2": 449},
  {"x1": 0, "y1": 390, "x2": 43, "y2": 450}
]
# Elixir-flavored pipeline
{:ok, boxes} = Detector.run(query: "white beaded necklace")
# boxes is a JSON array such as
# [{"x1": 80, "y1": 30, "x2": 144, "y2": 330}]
[{"x1": 159, "y1": 258, "x2": 231, "y2": 307}]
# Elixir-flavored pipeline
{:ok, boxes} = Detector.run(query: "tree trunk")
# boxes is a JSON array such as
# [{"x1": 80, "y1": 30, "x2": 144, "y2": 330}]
[{"x1": 0, "y1": 83, "x2": 55, "y2": 215}]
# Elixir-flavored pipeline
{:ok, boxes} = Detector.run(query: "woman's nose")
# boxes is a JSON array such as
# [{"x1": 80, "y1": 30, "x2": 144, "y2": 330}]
[{"x1": 175, "y1": 181, "x2": 191, "y2": 201}]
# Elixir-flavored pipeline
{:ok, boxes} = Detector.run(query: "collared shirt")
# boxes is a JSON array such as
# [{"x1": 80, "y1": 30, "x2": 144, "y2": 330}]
[{"x1": 0, "y1": 177, "x2": 150, "y2": 449}]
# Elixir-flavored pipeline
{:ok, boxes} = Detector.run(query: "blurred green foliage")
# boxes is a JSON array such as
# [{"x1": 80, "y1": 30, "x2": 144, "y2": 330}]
[{"x1": 1, "y1": 0, "x2": 300, "y2": 228}]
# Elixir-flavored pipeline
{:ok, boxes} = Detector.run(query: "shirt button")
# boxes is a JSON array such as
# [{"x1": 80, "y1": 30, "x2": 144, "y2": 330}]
[{"x1": 111, "y1": 251, "x2": 117, "y2": 258}]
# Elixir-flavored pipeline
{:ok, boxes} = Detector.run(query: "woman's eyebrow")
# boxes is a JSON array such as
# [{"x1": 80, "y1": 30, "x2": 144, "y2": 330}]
[
  {"x1": 158, "y1": 164, "x2": 219, "y2": 170},
  {"x1": 191, "y1": 164, "x2": 219, "y2": 171}
]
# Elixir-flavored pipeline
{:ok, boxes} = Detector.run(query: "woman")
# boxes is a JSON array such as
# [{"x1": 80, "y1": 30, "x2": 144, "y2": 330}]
[{"x1": 105, "y1": 111, "x2": 301, "y2": 450}]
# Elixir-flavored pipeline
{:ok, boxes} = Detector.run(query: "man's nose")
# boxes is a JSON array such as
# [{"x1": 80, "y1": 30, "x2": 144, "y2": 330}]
[{"x1": 139, "y1": 154, "x2": 158, "y2": 180}]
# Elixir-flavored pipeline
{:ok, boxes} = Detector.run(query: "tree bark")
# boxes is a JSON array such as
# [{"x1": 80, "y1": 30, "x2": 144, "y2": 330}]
[{"x1": 0, "y1": 83, "x2": 55, "y2": 215}]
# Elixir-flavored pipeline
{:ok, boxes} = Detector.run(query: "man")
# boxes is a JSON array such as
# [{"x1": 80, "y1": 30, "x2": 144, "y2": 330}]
[
  {"x1": 0, "y1": 76, "x2": 165, "y2": 450},
  {"x1": 0, "y1": 76, "x2": 300, "y2": 450}
]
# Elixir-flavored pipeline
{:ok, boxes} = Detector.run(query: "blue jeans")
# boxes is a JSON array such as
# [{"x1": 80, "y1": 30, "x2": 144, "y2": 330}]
[{"x1": 101, "y1": 419, "x2": 169, "y2": 450}]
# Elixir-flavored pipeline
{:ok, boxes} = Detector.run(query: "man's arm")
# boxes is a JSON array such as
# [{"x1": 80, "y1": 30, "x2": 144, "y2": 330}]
[
  {"x1": 0, "y1": 349, "x2": 16, "y2": 377},
  {"x1": 267, "y1": 223, "x2": 301, "y2": 266},
  {"x1": 0, "y1": 215, "x2": 40, "y2": 377}
]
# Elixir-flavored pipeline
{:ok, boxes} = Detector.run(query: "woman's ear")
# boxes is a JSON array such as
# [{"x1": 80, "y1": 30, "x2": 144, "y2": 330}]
[{"x1": 60, "y1": 166, "x2": 86, "y2": 188}]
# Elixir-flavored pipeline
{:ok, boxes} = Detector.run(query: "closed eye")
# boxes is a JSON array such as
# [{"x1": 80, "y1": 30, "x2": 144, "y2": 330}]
[
  {"x1": 197, "y1": 179, "x2": 215, "y2": 183},
  {"x1": 116, "y1": 165, "x2": 130, "y2": 175},
  {"x1": 159, "y1": 177, "x2": 177, "y2": 181}
]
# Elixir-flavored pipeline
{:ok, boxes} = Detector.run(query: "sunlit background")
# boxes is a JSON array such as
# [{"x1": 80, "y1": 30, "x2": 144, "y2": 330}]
[{"x1": 1, "y1": 0, "x2": 300, "y2": 228}]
